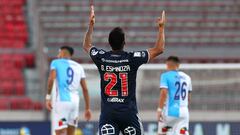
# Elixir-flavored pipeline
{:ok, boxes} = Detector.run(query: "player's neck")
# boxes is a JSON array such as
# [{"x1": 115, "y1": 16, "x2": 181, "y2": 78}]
[
  {"x1": 167, "y1": 68, "x2": 178, "y2": 71},
  {"x1": 111, "y1": 49, "x2": 124, "y2": 52},
  {"x1": 61, "y1": 56, "x2": 71, "y2": 59}
]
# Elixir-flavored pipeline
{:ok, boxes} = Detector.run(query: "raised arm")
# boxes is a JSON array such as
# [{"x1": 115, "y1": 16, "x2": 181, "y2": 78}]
[
  {"x1": 83, "y1": 5, "x2": 95, "y2": 53},
  {"x1": 148, "y1": 11, "x2": 166, "y2": 61}
]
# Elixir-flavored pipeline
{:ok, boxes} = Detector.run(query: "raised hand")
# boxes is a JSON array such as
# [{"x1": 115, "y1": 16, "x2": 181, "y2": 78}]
[
  {"x1": 147, "y1": 10, "x2": 166, "y2": 61},
  {"x1": 89, "y1": 5, "x2": 95, "y2": 26},
  {"x1": 158, "y1": 10, "x2": 166, "y2": 27}
]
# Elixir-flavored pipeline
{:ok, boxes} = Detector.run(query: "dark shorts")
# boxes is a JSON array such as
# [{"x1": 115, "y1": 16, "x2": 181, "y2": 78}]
[{"x1": 99, "y1": 111, "x2": 143, "y2": 135}]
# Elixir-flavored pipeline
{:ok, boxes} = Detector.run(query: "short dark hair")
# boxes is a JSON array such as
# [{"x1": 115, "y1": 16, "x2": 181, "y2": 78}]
[
  {"x1": 166, "y1": 56, "x2": 180, "y2": 64},
  {"x1": 60, "y1": 46, "x2": 74, "y2": 56},
  {"x1": 108, "y1": 27, "x2": 125, "y2": 50}
]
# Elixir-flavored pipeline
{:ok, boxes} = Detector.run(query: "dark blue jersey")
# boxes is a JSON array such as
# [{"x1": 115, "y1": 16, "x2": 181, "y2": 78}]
[{"x1": 90, "y1": 47, "x2": 149, "y2": 113}]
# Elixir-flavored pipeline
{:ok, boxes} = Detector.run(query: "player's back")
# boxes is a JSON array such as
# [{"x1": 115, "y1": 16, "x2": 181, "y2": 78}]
[
  {"x1": 50, "y1": 59, "x2": 85, "y2": 102},
  {"x1": 161, "y1": 70, "x2": 192, "y2": 117},
  {"x1": 89, "y1": 47, "x2": 149, "y2": 113}
]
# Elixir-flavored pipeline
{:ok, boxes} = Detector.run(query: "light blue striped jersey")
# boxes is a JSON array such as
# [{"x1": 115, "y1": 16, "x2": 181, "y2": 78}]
[
  {"x1": 50, "y1": 59, "x2": 85, "y2": 102},
  {"x1": 160, "y1": 70, "x2": 192, "y2": 117}
]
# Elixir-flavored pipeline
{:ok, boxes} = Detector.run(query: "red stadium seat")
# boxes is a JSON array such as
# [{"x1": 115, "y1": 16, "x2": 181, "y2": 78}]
[
  {"x1": 0, "y1": 62, "x2": 15, "y2": 69},
  {"x1": 15, "y1": 80, "x2": 25, "y2": 95},
  {"x1": 24, "y1": 53, "x2": 35, "y2": 67},
  {"x1": 0, "y1": 0, "x2": 40, "y2": 111},
  {"x1": 12, "y1": 41, "x2": 25, "y2": 48},
  {"x1": 0, "y1": 98, "x2": 10, "y2": 110},
  {"x1": 11, "y1": 69, "x2": 23, "y2": 80},
  {"x1": 10, "y1": 97, "x2": 33, "y2": 110},
  {"x1": 0, "y1": 68, "x2": 23, "y2": 81},
  {"x1": 0, "y1": 81, "x2": 14, "y2": 96},
  {"x1": 33, "y1": 101, "x2": 43, "y2": 110},
  {"x1": 12, "y1": 54, "x2": 25, "y2": 68},
  {"x1": 0, "y1": 0, "x2": 27, "y2": 49}
]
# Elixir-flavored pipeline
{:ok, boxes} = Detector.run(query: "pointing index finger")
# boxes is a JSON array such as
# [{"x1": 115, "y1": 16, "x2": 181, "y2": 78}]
[
  {"x1": 91, "y1": 5, "x2": 94, "y2": 13},
  {"x1": 162, "y1": 10, "x2": 165, "y2": 20}
]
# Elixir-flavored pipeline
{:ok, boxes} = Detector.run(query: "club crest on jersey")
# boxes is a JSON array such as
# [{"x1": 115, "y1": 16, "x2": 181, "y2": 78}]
[
  {"x1": 58, "y1": 118, "x2": 67, "y2": 127},
  {"x1": 179, "y1": 127, "x2": 188, "y2": 134},
  {"x1": 161, "y1": 126, "x2": 172, "y2": 133},
  {"x1": 91, "y1": 49, "x2": 99, "y2": 56},
  {"x1": 134, "y1": 52, "x2": 141, "y2": 57}
]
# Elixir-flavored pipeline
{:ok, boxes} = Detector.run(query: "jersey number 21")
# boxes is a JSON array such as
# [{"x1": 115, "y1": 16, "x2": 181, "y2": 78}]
[{"x1": 104, "y1": 72, "x2": 128, "y2": 97}]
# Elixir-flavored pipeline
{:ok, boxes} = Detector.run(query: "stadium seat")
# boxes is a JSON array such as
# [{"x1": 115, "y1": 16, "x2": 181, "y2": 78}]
[
  {"x1": 10, "y1": 97, "x2": 33, "y2": 110},
  {"x1": 0, "y1": 0, "x2": 41, "y2": 111},
  {"x1": 12, "y1": 54, "x2": 25, "y2": 68},
  {"x1": 0, "y1": 81, "x2": 15, "y2": 96},
  {"x1": 24, "y1": 53, "x2": 35, "y2": 67},
  {"x1": 15, "y1": 80, "x2": 25, "y2": 95},
  {"x1": 33, "y1": 101, "x2": 43, "y2": 111},
  {"x1": 38, "y1": 0, "x2": 240, "y2": 63},
  {"x1": 0, "y1": 98, "x2": 10, "y2": 110},
  {"x1": 11, "y1": 70, "x2": 23, "y2": 81}
]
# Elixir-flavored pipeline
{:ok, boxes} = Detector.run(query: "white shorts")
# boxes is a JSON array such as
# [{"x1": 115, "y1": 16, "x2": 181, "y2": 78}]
[
  {"x1": 52, "y1": 101, "x2": 79, "y2": 130},
  {"x1": 158, "y1": 114, "x2": 189, "y2": 135}
]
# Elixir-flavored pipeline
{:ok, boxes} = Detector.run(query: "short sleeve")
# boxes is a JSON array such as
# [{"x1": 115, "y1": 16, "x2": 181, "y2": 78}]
[
  {"x1": 80, "y1": 66, "x2": 86, "y2": 79},
  {"x1": 50, "y1": 60, "x2": 57, "y2": 70},
  {"x1": 188, "y1": 77, "x2": 192, "y2": 92},
  {"x1": 89, "y1": 46, "x2": 106, "y2": 64},
  {"x1": 160, "y1": 73, "x2": 168, "y2": 89},
  {"x1": 131, "y1": 50, "x2": 149, "y2": 67}
]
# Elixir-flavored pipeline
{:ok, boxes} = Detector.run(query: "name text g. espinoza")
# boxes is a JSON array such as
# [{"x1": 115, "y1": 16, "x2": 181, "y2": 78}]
[{"x1": 101, "y1": 65, "x2": 130, "y2": 72}]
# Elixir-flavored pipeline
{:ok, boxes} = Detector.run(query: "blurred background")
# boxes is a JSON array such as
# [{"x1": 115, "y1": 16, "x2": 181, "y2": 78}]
[{"x1": 0, "y1": 0, "x2": 240, "y2": 135}]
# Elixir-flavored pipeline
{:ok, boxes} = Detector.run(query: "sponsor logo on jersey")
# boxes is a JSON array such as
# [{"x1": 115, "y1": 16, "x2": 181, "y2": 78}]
[
  {"x1": 107, "y1": 98, "x2": 125, "y2": 103},
  {"x1": 101, "y1": 58, "x2": 129, "y2": 63},
  {"x1": 91, "y1": 49, "x2": 99, "y2": 56},
  {"x1": 134, "y1": 52, "x2": 141, "y2": 57},
  {"x1": 99, "y1": 50, "x2": 105, "y2": 54},
  {"x1": 110, "y1": 54, "x2": 121, "y2": 57}
]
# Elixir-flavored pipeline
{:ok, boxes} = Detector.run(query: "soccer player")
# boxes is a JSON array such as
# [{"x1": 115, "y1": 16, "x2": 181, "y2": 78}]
[
  {"x1": 157, "y1": 56, "x2": 192, "y2": 135},
  {"x1": 83, "y1": 6, "x2": 166, "y2": 135},
  {"x1": 45, "y1": 46, "x2": 92, "y2": 135}
]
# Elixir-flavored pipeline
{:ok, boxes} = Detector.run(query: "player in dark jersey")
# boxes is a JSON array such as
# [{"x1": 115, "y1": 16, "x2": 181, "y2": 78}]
[{"x1": 83, "y1": 6, "x2": 166, "y2": 135}]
